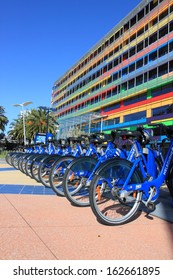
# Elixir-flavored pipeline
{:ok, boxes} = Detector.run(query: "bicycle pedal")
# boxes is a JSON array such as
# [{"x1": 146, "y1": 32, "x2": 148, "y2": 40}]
[{"x1": 146, "y1": 202, "x2": 156, "y2": 211}]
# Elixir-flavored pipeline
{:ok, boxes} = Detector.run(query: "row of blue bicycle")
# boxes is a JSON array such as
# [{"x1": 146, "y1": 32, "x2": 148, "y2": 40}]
[{"x1": 6, "y1": 123, "x2": 173, "y2": 225}]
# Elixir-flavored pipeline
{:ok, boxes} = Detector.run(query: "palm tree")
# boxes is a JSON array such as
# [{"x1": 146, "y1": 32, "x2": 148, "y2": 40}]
[
  {"x1": 8, "y1": 108, "x2": 58, "y2": 143},
  {"x1": 8, "y1": 118, "x2": 24, "y2": 144},
  {"x1": 0, "y1": 106, "x2": 8, "y2": 132},
  {"x1": 26, "y1": 108, "x2": 58, "y2": 139}
]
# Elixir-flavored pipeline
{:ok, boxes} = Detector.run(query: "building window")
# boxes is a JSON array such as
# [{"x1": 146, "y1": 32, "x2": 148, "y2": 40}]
[
  {"x1": 136, "y1": 58, "x2": 143, "y2": 69},
  {"x1": 149, "y1": 68, "x2": 157, "y2": 80},
  {"x1": 130, "y1": 15, "x2": 136, "y2": 27},
  {"x1": 159, "y1": 24, "x2": 168, "y2": 39},
  {"x1": 129, "y1": 47, "x2": 136, "y2": 57},
  {"x1": 128, "y1": 78, "x2": 135, "y2": 89},
  {"x1": 158, "y1": 44, "x2": 168, "y2": 57},
  {"x1": 124, "y1": 111, "x2": 146, "y2": 122},
  {"x1": 170, "y1": 20, "x2": 173, "y2": 32},
  {"x1": 129, "y1": 63, "x2": 135, "y2": 73},
  {"x1": 149, "y1": 50, "x2": 157, "y2": 61},
  {"x1": 159, "y1": 8, "x2": 168, "y2": 21},
  {"x1": 138, "y1": 8, "x2": 144, "y2": 21},
  {"x1": 137, "y1": 41, "x2": 144, "y2": 52},
  {"x1": 152, "y1": 105, "x2": 173, "y2": 116},
  {"x1": 124, "y1": 93, "x2": 146, "y2": 106},
  {"x1": 136, "y1": 74, "x2": 143, "y2": 86},
  {"x1": 149, "y1": 32, "x2": 157, "y2": 44},
  {"x1": 158, "y1": 63, "x2": 168, "y2": 76}
]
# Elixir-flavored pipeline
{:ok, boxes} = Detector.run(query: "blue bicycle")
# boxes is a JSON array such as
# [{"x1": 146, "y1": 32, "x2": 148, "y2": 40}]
[
  {"x1": 89, "y1": 124, "x2": 172, "y2": 226},
  {"x1": 49, "y1": 133, "x2": 108, "y2": 196},
  {"x1": 63, "y1": 132, "x2": 128, "y2": 206}
]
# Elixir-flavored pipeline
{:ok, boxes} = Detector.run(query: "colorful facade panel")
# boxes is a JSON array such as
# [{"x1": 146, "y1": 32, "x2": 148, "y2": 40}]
[{"x1": 51, "y1": 0, "x2": 173, "y2": 135}]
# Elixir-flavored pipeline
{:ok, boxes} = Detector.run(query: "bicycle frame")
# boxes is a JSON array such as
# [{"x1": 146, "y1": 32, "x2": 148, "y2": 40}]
[{"x1": 119, "y1": 137, "x2": 173, "y2": 204}]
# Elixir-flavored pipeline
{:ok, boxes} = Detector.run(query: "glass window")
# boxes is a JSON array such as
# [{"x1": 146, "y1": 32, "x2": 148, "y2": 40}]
[
  {"x1": 113, "y1": 72, "x2": 118, "y2": 81},
  {"x1": 136, "y1": 58, "x2": 143, "y2": 69},
  {"x1": 122, "y1": 82, "x2": 127, "y2": 91},
  {"x1": 130, "y1": 16, "x2": 136, "y2": 27},
  {"x1": 113, "y1": 58, "x2": 118, "y2": 67},
  {"x1": 138, "y1": 9, "x2": 144, "y2": 21},
  {"x1": 124, "y1": 22, "x2": 129, "y2": 32},
  {"x1": 137, "y1": 27, "x2": 144, "y2": 37},
  {"x1": 159, "y1": 9, "x2": 168, "y2": 21},
  {"x1": 149, "y1": 68, "x2": 157, "y2": 80},
  {"x1": 149, "y1": 50, "x2": 157, "y2": 61},
  {"x1": 122, "y1": 67, "x2": 128, "y2": 76},
  {"x1": 129, "y1": 63, "x2": 135, "y2": 73},
  {"x1": 149, "y1": 32, "x2": 157, "y2": 44},
  {"x1": 152, "y1": 16, "x2": 158, "y2": 26},
  {"x1": 123, "y1": 51, "x2": 128, "y2": 61},
  {"x1": 130, "y1": 33, "x2": 136, "y2": 42},
  {"x1": 158, "y1": 63, "x2": 168, "y2": 76},
  {"x1": 170, "y1": 20, "x2": 173, "y2": 32},
  {"x1": 158, "y1": 44, "x2": 168, "y2": 57},
  {"x1": 152, "y1": 105, "x2": 173, "y2": 116},
  {"x1": 150, "y1": 0, "x2": 158, "y2": 11},
  {"x1": 137, "y1": 41, "x2": 144, "y2": 52},
  {"x1": 159, "y1": 24, "x2": 168, "y2": 39},
  {"x1": 128, "y1": 78, "x2": 135, "y2": 89},
  {"x1": 136, "y1": 74, "x2": 143, "y2": 86},
  {"x1": 129, "y1": 46, "x2": 136, "y2": 57},
  {"x1": 169, "y1": 60, "x2": 173, "y2": 72},
  {"x1": 124, "y1": 111, "x2": 146, "y2": 122},
  {"x1": 124, "y1": 93, "x2": 146, "y2": 105}
]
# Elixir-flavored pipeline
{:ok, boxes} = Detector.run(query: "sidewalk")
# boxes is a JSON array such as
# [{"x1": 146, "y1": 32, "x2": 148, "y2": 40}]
[{"x1": 0, "y1": 161, "x2": 173, "y2": 260}]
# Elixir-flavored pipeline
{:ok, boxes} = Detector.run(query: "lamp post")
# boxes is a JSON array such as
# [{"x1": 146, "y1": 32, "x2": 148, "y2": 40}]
[{"x1": 13, "y1": 101, "x2": 32, "y2": 145}]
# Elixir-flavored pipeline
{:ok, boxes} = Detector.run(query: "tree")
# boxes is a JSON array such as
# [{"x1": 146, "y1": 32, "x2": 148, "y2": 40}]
[
  {"x1": 8, "y1": 108, "x2": 58, "y2": 142},
  {"x1": 0, "y1": 106, "x2": 8, "y2": 132},
  {"x1": 8, "y1": 118, "x2": 24, "y2": 144}
]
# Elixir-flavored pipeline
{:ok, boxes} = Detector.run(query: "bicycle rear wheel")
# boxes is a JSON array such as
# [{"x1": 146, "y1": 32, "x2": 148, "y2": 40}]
[
  {"x1": 63, "y1": 156, "x2": 98, "y2": 207},
  {"x1": 89, "y1": 158, "x2": 143, "y2": 226}
]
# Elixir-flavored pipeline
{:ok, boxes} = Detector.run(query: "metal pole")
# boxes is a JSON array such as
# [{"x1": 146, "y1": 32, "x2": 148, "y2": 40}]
[{"x1": 22, "y1": 105, "x2": 26, "y2": 145}]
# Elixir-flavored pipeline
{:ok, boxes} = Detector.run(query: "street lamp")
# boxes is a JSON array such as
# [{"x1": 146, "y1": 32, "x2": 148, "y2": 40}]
[
  {"x1": 38, "y1": 106, "x2": 57, "y2": 133},
  {"x1": 13, "y1": 101, "x2": 32, "y2": 145}
]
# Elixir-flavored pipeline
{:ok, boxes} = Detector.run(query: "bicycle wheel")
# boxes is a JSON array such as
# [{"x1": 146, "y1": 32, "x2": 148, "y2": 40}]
[
  {"x1": 89, "y1": 158, "x2": 143, "y2": 226},
  {"x1": 22, "y1": 154, "x2": 38, "y2": 175},
  {"x1": 49, "y1": 156, "x2": 75, "y2": 196},
  {"x1": 38, "y1": 155, "x2": 60, "y2": 187},
  {"x1": 30, "y1": 154, "x2": 48, "y2": 181},
  {"x1": 63, "y1": 156, "x2": 98, "y2": 207}
]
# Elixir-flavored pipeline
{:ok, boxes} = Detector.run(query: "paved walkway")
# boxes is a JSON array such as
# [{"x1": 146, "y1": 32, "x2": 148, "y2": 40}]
[{"x1": 0, "y1": 161, "x2": 173, "y2": 260}]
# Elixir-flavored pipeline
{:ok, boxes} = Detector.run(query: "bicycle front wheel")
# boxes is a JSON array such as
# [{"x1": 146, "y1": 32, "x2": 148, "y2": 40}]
[
  {"x1": 89, "y1": 158, "x2": 143, "y2": 226},
  {"x1": 49, "y1": 156, "x2": 75, "y2": 196}
]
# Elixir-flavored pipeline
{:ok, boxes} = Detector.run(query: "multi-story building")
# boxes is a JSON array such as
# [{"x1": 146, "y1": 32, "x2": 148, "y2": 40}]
[{"x1": 51, "y1": 0, "x2": 173, "y2": 138}]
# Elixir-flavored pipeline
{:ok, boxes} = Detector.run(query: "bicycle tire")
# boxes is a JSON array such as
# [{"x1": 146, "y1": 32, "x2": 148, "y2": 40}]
[
  {"x1": 63, "y1": 156, "x2": 98, "y2": 207},
  {"x1": 89, "y1": 158, "x2": 143, "y2": 226},
  {"x1": 30, "y1": 154, "x2": 48, "y2": 181},
  {"x1": 38, "y1": 155, "x2": 61, "y2": 187},
  {"x1": 49, "y1": 156, "x2": 75, "y2": 196}
]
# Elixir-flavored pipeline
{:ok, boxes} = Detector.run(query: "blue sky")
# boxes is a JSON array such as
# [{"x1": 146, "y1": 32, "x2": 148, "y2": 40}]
[{"x1": 0, "y1": 0, "x2": 141, "y2": 132}]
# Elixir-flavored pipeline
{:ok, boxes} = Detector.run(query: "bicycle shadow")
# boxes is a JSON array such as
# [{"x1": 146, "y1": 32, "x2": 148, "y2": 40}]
[{"x1": 141, "y1": 188, "x2": 173, "y2": 223}]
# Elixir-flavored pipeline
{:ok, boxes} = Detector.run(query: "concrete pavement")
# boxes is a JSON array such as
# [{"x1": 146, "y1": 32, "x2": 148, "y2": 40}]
[{"x1": 0, "y1": 162, "x2": 173, "y2": 260}]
